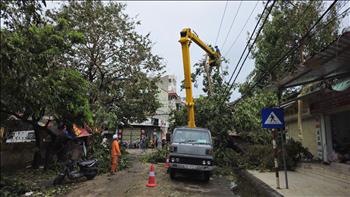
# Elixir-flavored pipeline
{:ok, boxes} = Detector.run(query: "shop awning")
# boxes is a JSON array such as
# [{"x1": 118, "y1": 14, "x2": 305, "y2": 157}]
[
  {"x1": 277, "y1": 30, "x2": 350, "y2": 89},
  {"x1": 73, "y1": 124, "x2": 91, "y2": 138}
]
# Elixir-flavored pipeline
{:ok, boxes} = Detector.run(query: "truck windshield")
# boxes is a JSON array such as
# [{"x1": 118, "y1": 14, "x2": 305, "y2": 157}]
[{"x1": 173, "y1": 129, "x2": 211, "y2": 144}]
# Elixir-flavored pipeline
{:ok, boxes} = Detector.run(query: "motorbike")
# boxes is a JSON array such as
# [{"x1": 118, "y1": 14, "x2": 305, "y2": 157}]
[{"x1": 53, "y1": 159, "x2": 98, "y2": 185}]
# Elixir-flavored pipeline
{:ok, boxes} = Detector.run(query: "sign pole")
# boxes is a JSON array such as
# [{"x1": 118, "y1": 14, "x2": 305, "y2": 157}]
[
  {"x1": 272, "y1": 128, "x2": 280, "y2": 189},
  {"x1": 262, "y1": 107, "x2": 285, "y2": 190},
  {"x1": 280, "y1": 128, "x2": 289, "y2": 189},
  {"x1": 277, "y1": 89, "x2": 289, "y2": 189}
]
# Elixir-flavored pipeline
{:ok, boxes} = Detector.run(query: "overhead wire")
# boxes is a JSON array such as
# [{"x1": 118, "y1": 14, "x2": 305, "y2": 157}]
[
  {"x1": 223, "y1": 1, "x2": 316, "y2": 96},
  {"x1": 215, "y1": 0, "x2": 229, "y2": 46},
  {"x1": 220, "y1": 1, "x2": 243, "y2": 50},
  {"x1": 221, "y1": 0, "x2": 276, "y2": 104},
  {"x1": 224, "y1": 1, "x2": 259, "y2": 57},
  {"x1": 220, "y1": 0, "x2": 272, "y2": 101},
  {"x1": 230, "y1": 0, "x2": 343, "y2": 107},
  {"x1": 221, "y1": 0, "x2": 326, "y2": 105},
  {"x1": 241, "y1": 0, "x2": 342, "y2": 97}
]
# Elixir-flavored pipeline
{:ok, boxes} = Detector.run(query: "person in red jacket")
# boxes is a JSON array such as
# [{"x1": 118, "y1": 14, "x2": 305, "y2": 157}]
[{"x1": 111, "y1": 134, "x2": 121, "y2": 174}]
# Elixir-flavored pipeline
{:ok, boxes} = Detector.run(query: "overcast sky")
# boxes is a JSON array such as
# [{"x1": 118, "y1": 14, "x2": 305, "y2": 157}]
[
  {"x1": 123, "y1": 1, "x2": 264, "y2": 100},
  {"x1": 46, "y1": 1, "x2": 350, "y2": 100},
  {"x1": 45, "y1": 1, "x2": 264, "y2": 100}
]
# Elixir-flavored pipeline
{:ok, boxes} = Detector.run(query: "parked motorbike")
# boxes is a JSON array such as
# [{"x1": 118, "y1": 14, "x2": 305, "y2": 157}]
[{"x1": 53, "y1": 159, "x2": 98, "y2": 185}]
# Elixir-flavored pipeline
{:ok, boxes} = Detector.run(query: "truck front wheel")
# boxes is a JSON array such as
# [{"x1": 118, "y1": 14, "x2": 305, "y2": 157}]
[
  {"x1": 203, "y1": 171, "x2": 210, "y2": 182},
  {"x1": 170, "y1": 168, "x2": 176, "y2": 180}
]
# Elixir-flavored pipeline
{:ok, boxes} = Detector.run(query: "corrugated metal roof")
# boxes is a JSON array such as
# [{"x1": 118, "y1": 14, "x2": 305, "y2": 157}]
[{"x1": 278, "y1": 31, "x2": 350, "y2": 88}]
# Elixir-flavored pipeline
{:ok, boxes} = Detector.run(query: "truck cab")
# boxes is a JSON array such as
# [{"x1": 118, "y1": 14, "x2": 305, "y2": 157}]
[{"x1": 168, "y1": 127, "x2": 214, "y2": 181}]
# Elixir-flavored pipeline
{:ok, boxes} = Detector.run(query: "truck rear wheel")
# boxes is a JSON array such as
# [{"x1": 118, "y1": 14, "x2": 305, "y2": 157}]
[{"x1": 170, "y1": 168, "x2": 176, "y2": 180}]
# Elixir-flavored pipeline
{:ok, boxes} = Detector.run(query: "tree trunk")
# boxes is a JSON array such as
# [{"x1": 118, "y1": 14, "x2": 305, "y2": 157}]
[
  {"x1": 32, "y1": 123, "x2": 43, "y2": 169},
  {"x1": 203, "y1": 55, "x2": 213, "y2": 97}
]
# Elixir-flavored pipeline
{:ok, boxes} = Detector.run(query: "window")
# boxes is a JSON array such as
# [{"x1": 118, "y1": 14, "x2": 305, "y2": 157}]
[{"x1": 173, "y1": 129, "x2": 211, "y2": 144}]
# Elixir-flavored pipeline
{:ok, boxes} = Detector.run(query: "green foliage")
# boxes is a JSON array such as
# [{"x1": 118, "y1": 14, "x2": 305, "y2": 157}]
[
  {"x1": 0, "y1": 1, "x2": 92, "y2": 130},
  {"x1": 171, "y1": 56, "x2": 234, "y2": 151},
  {"x1": 141, "y1": 149, "x2": 169, "y2": 164},
  {"x1": 216, "y1": 138, "x2": 311, "y2": 171},
  {"x1": 0, "y1": 169, "x2": 73, "y2": 197},
  {"x1": 239, "y1": 130, "x2": 272, "y2": 145},
  {"x1": 0, "y1": 0, "x2": 46, "y2": 29},
  {"x1": 170, "y1": 95, "x2": 234, "y2": 149},
  {"x1": 284, "y1": 138, "x2": 311, "y2": 168},
  {"x1": 223, "y1": 1, "x2": 342, "y2": 171},
  {"x1": 169, "y1": 108, "x2": 187, "y2": 133},
  {"x1": 89, "y1": 133, "x2": 110, "y2": 174},
  {"x1": 232, "y1": 90, "x2": 278, "y2": 134},
  {"x1": 47, "y1": 68, "x2": 92, "y2": 126},
  {"x1": 244, "y1": 145, "x2": 275, "y2": 170},
  {"x1": 214, "y1": 148, "x2": 242, "y2": 168},
  {"x1": 48, "y1": 0, "x2": 165, "y2": 128},
  {"x1": 248, "y1": 1, "x2": 341, "y2": 89},
  {"x1": 196, "y1": 95, "x2": 234, "y2": 149},
  {"x1": 0, "y1": 177, "x2": 30, "y2": 196},
  {"x1": 118, "y1": 152, "x2": 129, "y2": 171}
]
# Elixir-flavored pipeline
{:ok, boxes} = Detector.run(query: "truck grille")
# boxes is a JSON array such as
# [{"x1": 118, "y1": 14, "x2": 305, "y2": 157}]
[{"x1": 169, "y1": 156, "x2": 213, "y2": 166}]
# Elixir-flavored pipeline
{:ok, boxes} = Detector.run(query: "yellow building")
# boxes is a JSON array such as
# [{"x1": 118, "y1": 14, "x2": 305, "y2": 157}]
[
  {"x1": 279, "y1": 30, "x2": 350, "y2": 164},
  {"x1": 284, "y1": 87, "x2": 350, "y2": 162}
]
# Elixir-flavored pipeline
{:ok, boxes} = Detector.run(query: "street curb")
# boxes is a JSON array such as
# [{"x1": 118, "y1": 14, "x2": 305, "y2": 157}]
[{"x1": 234, "y1": 168, "x2": 283, "y2": 197}]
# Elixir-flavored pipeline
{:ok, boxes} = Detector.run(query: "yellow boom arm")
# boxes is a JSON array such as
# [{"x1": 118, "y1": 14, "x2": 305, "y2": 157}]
[{"x1": 178, "y1": 28, "x2": 221, "y2": 128}]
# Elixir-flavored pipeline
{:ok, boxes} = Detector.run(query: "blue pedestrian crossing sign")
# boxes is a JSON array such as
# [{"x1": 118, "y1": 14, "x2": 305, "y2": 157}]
[{"x1": 261, "y1": 108, "x2": 285, "y2": 129}]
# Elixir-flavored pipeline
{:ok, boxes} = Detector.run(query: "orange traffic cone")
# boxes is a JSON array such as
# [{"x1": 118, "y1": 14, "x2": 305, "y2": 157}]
[{"x1": 146, "y1": 164, "x2": 157, "y2": 187}]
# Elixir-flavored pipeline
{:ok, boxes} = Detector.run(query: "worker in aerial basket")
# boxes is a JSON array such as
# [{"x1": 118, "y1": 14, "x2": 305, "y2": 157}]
[{"x1": 111, "y1": 134, "x2": 121, "y2": 174}]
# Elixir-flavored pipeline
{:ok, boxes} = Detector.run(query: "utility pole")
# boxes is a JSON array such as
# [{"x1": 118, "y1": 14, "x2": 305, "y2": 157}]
[{"x1": 203, "y1": 55, "x2": 213, "y2": 97}]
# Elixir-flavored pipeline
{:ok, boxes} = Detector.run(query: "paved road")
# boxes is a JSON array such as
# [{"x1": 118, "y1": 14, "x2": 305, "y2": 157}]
[{"x1": 66, "y1": 149, "x2": 235, "y2": 197}]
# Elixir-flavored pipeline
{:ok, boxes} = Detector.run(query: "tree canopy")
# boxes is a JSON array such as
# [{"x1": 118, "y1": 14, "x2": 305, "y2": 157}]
[
  {"x1": 171, "y1": 57, "x2": 234, "y2": 149},
  {"x1": 245, "y1": 1, "x2": 340, "y2": 90},
  {"x1": 47, "y1": 0, "x2": 165, "y2": 128},
  {"x1": 0, "y1": 0, "x2": 92, "y2": 130},
  {"x1": 232, "y1": 1, "x2": 342, "y2": 135}
]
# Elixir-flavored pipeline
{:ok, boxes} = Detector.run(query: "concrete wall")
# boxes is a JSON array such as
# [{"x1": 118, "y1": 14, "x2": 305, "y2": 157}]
[
  {"x1": 123, "y1": 128, "x2": 141, "y2": 143},
  {"x1": 286, "y1": 117, "x2": 318, "y2": 158},
  {"x1": 0, "y1": 142, "x2": 37, "y2": 171}
]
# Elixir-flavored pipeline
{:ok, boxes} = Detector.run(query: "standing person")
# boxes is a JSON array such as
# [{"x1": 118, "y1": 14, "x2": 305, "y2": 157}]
[
  {"x1": 153, "y1": 132, "x2": 158, "y2": 149},
  {"x1": 141, "y1": 135, "x2": 146, "y2": 153},
  {"x1": 162, "y1": 138, "x2": 166, "y2": 149},
  {"x1": 111, "y1": 134, "x2": 121, "y2": 174}
]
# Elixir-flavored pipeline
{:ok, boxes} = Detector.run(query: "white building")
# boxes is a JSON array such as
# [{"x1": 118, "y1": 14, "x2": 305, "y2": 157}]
[
  {"x1": 153, "y1": 75, "x2": 181, "y2": 133},
  {"x1": 126, "y1": 75, "x2": 181, "y2": 142}
]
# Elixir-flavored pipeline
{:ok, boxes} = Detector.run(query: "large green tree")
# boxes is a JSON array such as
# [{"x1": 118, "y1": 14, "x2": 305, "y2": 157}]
[
  {"x1": 246, "y1": 0, "x2": 341, "y2": 90},
  {"x1": 0, "y1": 0, "x2": 92, "y2": 166},
  {"x1": 231, "y1": 1, "x2": 343, "y2": 137},
  {"x1": 171, "y1": 57, "x2": 234, "y2": 149},
  {"x1": 48, "y1": 1, "x2": 165, "y2": 129}
]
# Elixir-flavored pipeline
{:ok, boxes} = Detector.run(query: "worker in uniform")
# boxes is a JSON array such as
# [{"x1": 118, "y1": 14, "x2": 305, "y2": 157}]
[{"x1": 111, "y1": 134, "x2": 121, "y2": 174}]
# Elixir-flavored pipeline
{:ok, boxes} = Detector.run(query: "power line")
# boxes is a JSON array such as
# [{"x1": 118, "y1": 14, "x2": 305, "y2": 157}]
[
  {"x1": 221, "y1": 1, "x2": 243, "y2": 50},
  {"x1": 225, "y1": 0, "x2": 318, "y2": 94},
  {"x1": 231, "y1": 0, "x2": 341, "y2": 107},
  {"x1": 215, "y1": 0, "x2": 229, "y2": 46},
  {"x1": 221, "y1": 0, "x2": 272, "y2": 100},
  {"x1": 246, "y1": 0, "x2": 340, "y2": 93},
  {"x1": 222, "y1": 0, "x2": 276, "y2": 103},
  {"x1": 222, "y1": 0, "x2": 324, "y2": 104},
  {"x1": 224, "y1": 1, "x2": 259, "y2": 57}
]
